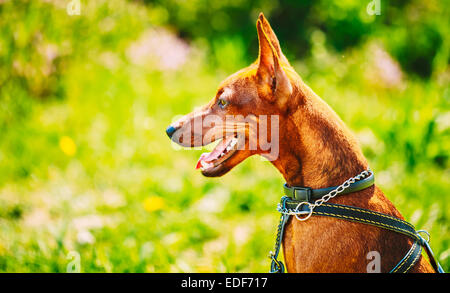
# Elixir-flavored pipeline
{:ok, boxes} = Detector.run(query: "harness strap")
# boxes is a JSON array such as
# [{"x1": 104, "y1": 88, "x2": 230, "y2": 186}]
[
  {"x1": 271, "y1": 197, "x2": 445, "y2": 273},
  {"x1": 389, "y1": 240, "x2": 422, "y2": 273},
  {"x1": 284, "y1": 200, "x2": 420, "y2": 242},
  {"x1": 269, "y1": 213, "x2": 288, "y2": 273},
  {"x1": 419, "y1": 234, "x2": 446, "y2": 273}
]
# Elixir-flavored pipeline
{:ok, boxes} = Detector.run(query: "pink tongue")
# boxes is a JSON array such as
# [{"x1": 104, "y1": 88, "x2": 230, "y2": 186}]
[{"x1": 195, "y1": 136, "x2": 233, "y2": 169}]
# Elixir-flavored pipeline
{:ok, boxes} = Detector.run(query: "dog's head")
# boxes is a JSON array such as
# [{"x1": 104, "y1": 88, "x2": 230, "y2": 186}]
[{"x1": 166, "y1": 13, "x2": 297, "y2": 177}]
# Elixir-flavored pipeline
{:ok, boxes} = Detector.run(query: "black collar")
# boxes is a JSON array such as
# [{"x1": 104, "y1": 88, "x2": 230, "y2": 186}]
[{"x1": 283, "y1": 170, "x2": 375, "y2": 202}]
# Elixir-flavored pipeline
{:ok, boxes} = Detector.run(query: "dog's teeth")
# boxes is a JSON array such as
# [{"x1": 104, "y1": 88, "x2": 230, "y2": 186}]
[
  {"x1": 230, "y1": 138, "x2": 238, "y2": 148},
  {"x1": 201, "y1": 161, "x2": 212, "y2": 169}
]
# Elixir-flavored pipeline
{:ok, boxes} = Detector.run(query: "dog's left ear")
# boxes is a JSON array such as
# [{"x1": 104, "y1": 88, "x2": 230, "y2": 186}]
[
  {"x1": 258, "y1": 13, "x2": 290, "y2": 67},
  {"x1": 256, "y1": 18, "x2": 292, "y2": 108}
]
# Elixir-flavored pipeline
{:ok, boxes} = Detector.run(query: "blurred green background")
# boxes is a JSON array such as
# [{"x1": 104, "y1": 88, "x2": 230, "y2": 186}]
[{"x1": 0, "y1": 0, "x2": 449, "y2": 272}]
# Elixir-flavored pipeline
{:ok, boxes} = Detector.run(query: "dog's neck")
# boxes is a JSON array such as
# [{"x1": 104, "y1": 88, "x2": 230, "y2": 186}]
[{"x1": 270, "y1": 80, "x2": 369, "y2": 189}]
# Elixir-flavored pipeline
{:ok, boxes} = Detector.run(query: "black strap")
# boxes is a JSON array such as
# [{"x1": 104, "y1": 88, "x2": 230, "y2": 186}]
[
  {"x1": 269, "y1": 214, "x2": 288, "y2": 273},
  {"x1": 271, "y1": 197, "x2": 445, "y2": 273},
  {"x1": 284, "y1": 199, "x2": 421, "y2": 242},
  {"x1": 283, "y1": 171, "x2": 375, "y2": 202},
  {"x1": 419, "y1": 234, "x2": 446, "y2": 273},
  {"x1": 390, "y1": 240, "x2": 423, "y2": 273}
]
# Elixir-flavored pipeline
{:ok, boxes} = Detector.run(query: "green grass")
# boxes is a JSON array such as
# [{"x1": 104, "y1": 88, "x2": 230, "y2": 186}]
[{"x1": 0, "y1": 0, "x2": 448, "y2": 272}]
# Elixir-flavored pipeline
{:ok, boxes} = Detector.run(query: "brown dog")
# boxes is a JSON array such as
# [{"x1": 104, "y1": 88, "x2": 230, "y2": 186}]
[{"x1": 166, "y1": 13, "x2": 434, "y2": 273}]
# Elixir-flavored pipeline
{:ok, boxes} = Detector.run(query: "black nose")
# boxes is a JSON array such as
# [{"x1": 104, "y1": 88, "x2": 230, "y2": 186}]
[{"x1": 166, "y1": 125, "x2": 177, "y2": 138}]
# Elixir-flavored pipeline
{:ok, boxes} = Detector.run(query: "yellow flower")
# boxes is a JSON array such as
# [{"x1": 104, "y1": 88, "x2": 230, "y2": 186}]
[
  {"x1": 143, "y1": 196, "x2": 165, "y2": 212},
  {"x1": 59, "y1": 136, "x2": 77, "y2": 156}
]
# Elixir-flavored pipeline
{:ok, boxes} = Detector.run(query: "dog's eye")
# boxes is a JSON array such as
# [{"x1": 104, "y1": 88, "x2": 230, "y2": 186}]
[{"x1": 217, "y1": 99, "x2": 228, "y2": 109}]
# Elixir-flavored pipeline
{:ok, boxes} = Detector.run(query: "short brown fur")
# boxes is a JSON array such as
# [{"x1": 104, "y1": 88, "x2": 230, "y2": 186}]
[{"x1": 167, "y1": 13, "x2": 435, "y2": 273}]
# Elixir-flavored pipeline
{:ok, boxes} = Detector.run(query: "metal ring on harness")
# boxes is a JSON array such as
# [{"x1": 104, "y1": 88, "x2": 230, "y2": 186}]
[
  {"x1": 417, "y1": 230, "x2": 430, "y2": 243},
  {"x1": 294, "y1": 201, "x2": 313, "y2": 221},
  {"x1": 269, "y1": 252, "x2": 285, "y2": 273}
]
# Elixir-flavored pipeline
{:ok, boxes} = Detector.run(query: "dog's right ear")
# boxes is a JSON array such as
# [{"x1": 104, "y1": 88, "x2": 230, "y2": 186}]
[{"x1": 256, "y1": 18, "x2": 292, "y2": 108}]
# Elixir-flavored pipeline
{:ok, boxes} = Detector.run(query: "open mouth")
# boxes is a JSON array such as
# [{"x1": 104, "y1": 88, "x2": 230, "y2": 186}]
[{"x1": 195, "y1": 135, "x2": 239, "y2": 171}]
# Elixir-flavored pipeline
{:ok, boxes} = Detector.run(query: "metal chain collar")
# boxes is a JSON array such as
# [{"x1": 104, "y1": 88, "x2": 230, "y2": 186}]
[{"x1": 277, "y1": 169, "x2": 372, "y2": 221}]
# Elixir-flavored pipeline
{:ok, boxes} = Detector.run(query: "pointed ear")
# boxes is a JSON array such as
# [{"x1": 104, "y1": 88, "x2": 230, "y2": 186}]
[
  {"x1": 257, "y1": 19, "x2": 276, "y2": 78},
  {"x1": 256, "y1": 19, "x2": 292, "y2": 107},
  {"x1": 258, "y1": 13, "x2": 290, "y2": 66}
]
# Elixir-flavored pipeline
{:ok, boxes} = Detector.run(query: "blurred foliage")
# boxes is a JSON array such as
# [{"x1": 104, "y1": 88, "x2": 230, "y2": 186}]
[
  {"x1": 0, "y1": 0, "x2": 448, "y2": 272},
  {"x1": 144, "y1": 0, "x2": 449, "y2": 78}
]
